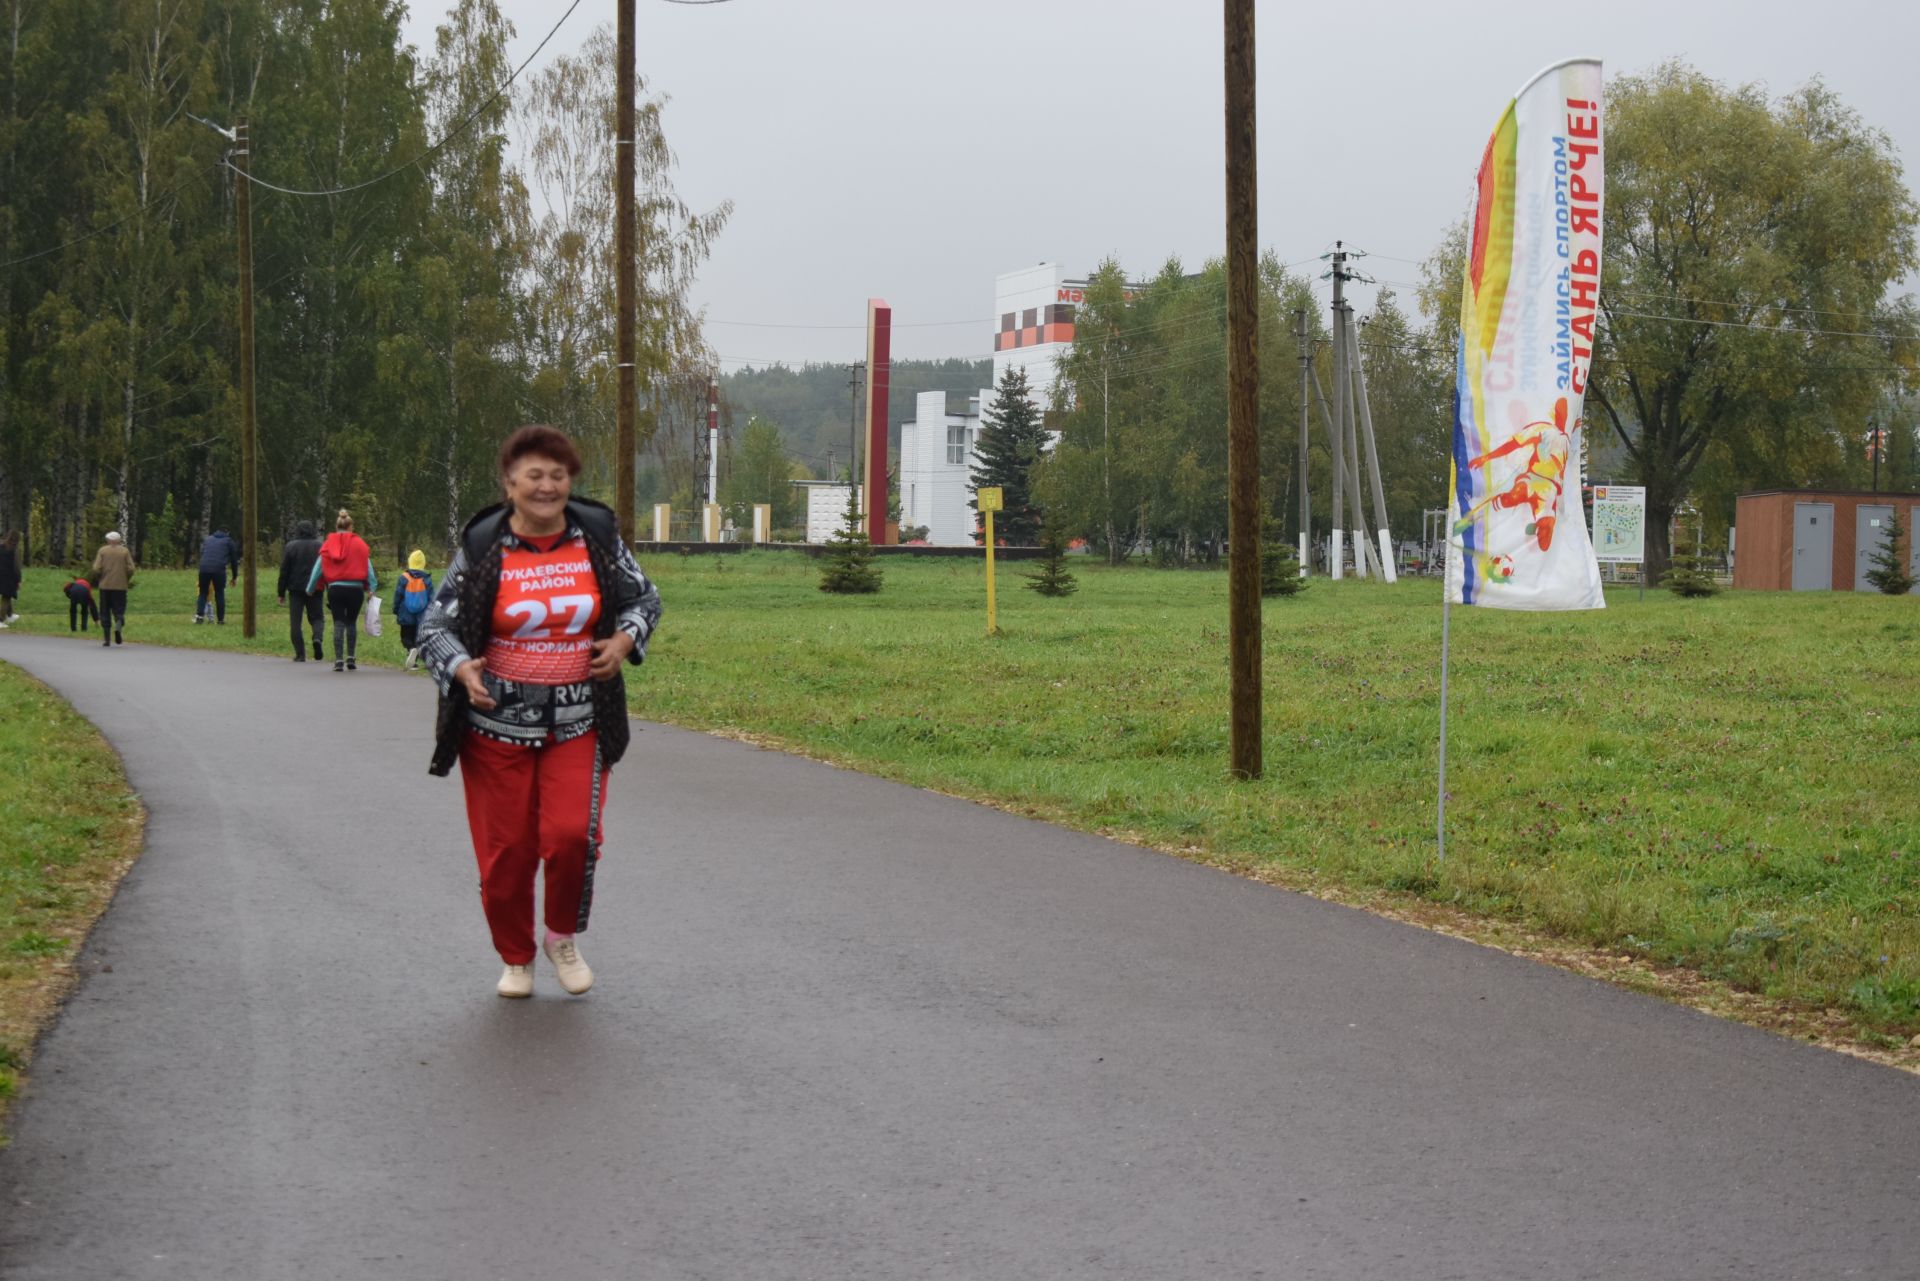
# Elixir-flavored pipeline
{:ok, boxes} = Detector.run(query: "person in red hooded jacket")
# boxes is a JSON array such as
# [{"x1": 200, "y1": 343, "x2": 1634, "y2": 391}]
[{"x1": 306, "y1": 509, "x2": 377, "y2": 672}]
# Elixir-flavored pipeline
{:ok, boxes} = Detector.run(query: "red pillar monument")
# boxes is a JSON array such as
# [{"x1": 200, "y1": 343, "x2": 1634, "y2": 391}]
[{"x1": 864, "y1": 298, "x2": 892, "y2": 544}]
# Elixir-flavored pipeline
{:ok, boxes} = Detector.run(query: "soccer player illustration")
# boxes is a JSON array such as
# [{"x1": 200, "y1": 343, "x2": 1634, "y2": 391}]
[{"x1": 1453, "y1": 395, "x2": 1573, "y2": 565}]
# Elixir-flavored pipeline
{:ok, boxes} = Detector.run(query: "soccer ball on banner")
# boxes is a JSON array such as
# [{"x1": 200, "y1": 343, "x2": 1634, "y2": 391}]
[{"x1": 1488, "y1": 554, "x2": 1515, "y2": 583}]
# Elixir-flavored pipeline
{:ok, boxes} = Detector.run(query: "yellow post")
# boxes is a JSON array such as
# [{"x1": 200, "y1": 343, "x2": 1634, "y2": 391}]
[
  {"x1": 978, "y1": 487, "x2": 1003, "y2": 635},
  {"x1": 985, "y1": 510, "x2": 998, "y2": 635}
]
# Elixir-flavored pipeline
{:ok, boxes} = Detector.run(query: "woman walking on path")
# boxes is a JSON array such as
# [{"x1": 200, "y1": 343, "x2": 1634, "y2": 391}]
[
  {"x1": 91, "y1": 532, "x2": 135, "y2": 646},
  {"x1": 307, "y1": 511, "x2": 376, "y2": 672},
  {"x1": 391, "y1": 549, "x2": 434, "y2": 670},
  {"x1": 418, "y1": 424, "x2": 660, "y2": 999},
  {"x1": 0, "y1": 530, "x2": 20, "y2": 626}
]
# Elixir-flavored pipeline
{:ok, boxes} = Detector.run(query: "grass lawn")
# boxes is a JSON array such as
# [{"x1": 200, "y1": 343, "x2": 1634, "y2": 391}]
[
  {"x1": 637, "y1": 553, "x2": 1920, "y2": 1049},
  {"x1": 5, "y1": 553, "x2": 1917, "y2": 1051},
  {"x1": 0, "y1": 660, "x2": 143, "y2": 1133}
]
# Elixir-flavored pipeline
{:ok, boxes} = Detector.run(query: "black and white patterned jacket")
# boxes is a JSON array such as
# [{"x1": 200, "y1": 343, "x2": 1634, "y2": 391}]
[{"x1": 419, "y1": 498, "x2": 661, "y2": 776}]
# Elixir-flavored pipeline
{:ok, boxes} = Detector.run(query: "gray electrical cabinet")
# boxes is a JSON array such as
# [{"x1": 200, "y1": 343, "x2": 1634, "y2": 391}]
[
  {"x1": 1792, "y1": 502, "x2": 1832, "y2": 591},
  {"x1": 1856, "y1": 505, "x2": 1893, "y2": 592}
]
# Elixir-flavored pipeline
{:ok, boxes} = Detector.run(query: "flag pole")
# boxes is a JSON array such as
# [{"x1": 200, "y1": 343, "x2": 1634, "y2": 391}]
[{"x1": 1437, "y1": 581, "x2": 1453, "y2": 862}]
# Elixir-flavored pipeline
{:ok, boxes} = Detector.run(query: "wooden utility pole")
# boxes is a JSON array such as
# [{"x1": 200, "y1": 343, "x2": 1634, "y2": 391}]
[
  {"x1": 614, "y1": 0, "x2": 637, "y2": 543},
  {"x1": 1224, "y1": 0, "x2": 1261, "y2": 780},
  {"x1": 235, "y1": 117, "x2": 257, "y2": 638}
]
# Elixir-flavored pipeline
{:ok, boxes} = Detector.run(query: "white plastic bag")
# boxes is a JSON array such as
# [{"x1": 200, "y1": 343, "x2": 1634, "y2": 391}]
[{"x1": 364, "y1": 594, "x2": 383, "y2": 638}]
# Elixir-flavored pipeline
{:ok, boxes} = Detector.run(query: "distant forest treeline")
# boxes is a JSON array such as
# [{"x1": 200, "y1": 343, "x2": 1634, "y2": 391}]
[{"x1": 715, "y1": 359, "x2": 992, "y2": 480}]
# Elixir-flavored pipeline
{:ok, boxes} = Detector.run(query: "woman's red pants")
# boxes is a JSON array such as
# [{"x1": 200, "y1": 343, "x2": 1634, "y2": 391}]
[{"x1": 459, "y1": 730, "x2": 607, "y2": 965}]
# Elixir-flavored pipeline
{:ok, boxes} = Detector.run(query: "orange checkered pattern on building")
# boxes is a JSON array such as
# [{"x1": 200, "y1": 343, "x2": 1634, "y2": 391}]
[{"x1": 995, "y1": 303, "x2": 1076, "y2": 352}]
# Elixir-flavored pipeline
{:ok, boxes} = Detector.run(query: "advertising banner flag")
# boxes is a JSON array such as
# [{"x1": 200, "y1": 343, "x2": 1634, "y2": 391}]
[{"x1": 1447, "y1": 59, "x2": 1606, "y2": 611}]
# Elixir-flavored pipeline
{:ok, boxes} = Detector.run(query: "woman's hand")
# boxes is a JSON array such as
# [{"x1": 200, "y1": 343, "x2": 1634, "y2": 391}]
[
  {"x1": 589, "y1": 630, "x2": 636, "y2": 681},
  {"x1": 456, "y1": 658, "x2": 497, "y2": 709}
]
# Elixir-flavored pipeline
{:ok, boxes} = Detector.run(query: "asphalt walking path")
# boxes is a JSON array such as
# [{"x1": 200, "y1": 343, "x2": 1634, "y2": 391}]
[{"x1": 0, "y1": 633, "x2": 1915, "y2": 1280}]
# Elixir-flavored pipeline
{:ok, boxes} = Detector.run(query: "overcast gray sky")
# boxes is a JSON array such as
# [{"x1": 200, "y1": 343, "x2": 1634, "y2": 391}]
[{"x1": 400, "y1": 0, "x2": 1920, "y2": 369}]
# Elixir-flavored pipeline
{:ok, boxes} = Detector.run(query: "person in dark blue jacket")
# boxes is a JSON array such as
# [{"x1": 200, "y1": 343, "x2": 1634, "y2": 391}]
[
  {"x1": 194, "y1": 528, "x2": 240, "y2": 624},
  {"x1": 64, "y1": 574, "x2": 97, "y2": 632},
  {"x1": 390, "y1": 549, "x2": 435, "y2": 669}
]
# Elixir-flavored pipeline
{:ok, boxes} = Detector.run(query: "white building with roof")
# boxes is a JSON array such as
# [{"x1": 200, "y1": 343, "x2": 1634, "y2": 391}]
[
  {"x1": 900, "y1": 264, "x2": 1110, "y2": 546},
  {"x1": 899, "y1": 390, "x2": 983, "y2": 545}
]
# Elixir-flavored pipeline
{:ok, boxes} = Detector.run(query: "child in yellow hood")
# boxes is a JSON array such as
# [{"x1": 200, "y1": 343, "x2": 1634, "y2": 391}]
[{"x1": 391, "y1": 549, "x2": 436, "y2": 670}]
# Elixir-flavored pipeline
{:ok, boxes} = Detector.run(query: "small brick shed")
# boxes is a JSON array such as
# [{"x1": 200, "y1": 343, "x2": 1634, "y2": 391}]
[{"x1": 1733, "y1": 489, "x2": 1920, "y2": 592}]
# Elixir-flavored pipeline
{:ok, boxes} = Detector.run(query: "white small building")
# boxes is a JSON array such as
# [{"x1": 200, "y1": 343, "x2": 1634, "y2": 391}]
[
  {"x1": 796, "y1": 481, "x2": 863, "y2": 544},
  {"x1": 899, "y1": 390, "x2": 988, "y2": 545}
]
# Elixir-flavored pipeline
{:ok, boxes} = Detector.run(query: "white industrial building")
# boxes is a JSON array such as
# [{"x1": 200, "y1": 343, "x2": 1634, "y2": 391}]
[
  {"x1": 899, "y1": 263, "x2": 1095, "y2": 545},
  {"x1": 990, "y1": 261, "x2": 1084, "y2": 407}
]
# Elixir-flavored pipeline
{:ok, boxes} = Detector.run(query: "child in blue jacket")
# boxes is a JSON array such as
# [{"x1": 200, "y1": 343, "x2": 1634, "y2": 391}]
[{"x1": 392, "y1": 549, "x2": 435, "y2": 669}]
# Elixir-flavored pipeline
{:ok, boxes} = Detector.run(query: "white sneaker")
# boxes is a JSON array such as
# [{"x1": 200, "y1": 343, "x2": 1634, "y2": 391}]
[
  {"x1": 542, "y1": 935, "x2": 593, "y2": 995},
  {"x1": 497, "y1": 963, "x2": 534, "y2": 998},
  {"x1": 405, "y1": 647, "x2": 420, "y2": 670},
  {"x1": 3, "y1": 614, "x2": 16, "y2": 623}
]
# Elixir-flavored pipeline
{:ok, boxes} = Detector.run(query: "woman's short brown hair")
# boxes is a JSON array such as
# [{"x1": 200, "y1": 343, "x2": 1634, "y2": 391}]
[{"x1": 499, "y1": 424, "x2": 582, "y2": 478}]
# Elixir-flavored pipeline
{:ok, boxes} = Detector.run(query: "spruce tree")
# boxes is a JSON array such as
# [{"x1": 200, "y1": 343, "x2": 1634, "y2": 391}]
[
  {"x1": 1660, "y1": 553, "x2": 1720, "y2": 598},
  {"x1": 1864, "y1": 508, "x2": 1916, "y2": 595},
  {"x1": 818, "y1": 490, "x2": 882, "y2": 594},
  {"x1": 1261, "y1": 519, "x2": 1306, "y2": 597},
  {"x1": 1023, "y1": 529, "x2": 1078, "y2": 597},
  {"x1": 970, "y1": 366, "x2": 1049, "y2": 545}
]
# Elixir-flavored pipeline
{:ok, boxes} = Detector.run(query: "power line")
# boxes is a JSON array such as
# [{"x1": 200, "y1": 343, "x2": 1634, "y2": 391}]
[
  {"x1": 0, "y1": 161, "x2": 220, "y2": 270},
  {"x1": 1369, "y1": 273, "x2": 1916, "y2": 343},
  {"x1": 1597, "y1": 284, "x2": 1903, "y2": 325},
  {"x1": 703, "y1": 255, "x2": 1328, "y2": 337},
  {"x1": 713, "y1": 304, "x2": 1322, "y2": 382},
  {"x1": 1366, "y1": 251, "x2": 1912, "y2": 327},
  {"x1": 0, "y1": 0, "x2": 738, "y2": 264},
  {"x1": 1604, "y1": 306, "x2": 1913, "y2": 344},
  {"x1": 233, "y1": 0, "x2": 587, "y2": 199},
  {"x1": 708, "y1": 316, "x2": 991, "y2": 331}
]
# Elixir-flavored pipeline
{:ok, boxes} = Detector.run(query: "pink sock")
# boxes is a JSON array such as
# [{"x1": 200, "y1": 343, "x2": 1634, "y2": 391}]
[{"x1": 544, "y1": 929, "x2": 573, "y2": 947}]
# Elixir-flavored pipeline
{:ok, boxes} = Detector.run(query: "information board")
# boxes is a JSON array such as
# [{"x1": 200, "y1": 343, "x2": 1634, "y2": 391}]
[{"x1": 1590, "y1": 485, "x2": 1647, "y2": 564}]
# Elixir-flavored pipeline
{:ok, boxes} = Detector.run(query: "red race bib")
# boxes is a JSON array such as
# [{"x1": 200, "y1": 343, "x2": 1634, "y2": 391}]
[{"x1": 489, "y1": 536, "x2": 602, "y2": 684}]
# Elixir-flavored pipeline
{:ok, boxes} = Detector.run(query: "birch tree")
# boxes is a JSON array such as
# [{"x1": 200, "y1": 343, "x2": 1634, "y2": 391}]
[{"x1": 513, "y1": 24, "x2": 729, "y2": 495}]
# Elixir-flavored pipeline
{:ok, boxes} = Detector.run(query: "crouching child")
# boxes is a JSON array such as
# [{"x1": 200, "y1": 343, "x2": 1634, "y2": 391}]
[{"x1": 65, "y1": 574, "x2": 97, "y2": 632}]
